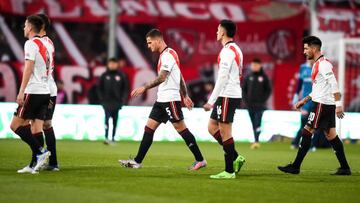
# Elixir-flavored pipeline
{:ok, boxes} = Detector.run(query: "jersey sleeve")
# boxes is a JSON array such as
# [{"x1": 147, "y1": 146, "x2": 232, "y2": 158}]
[
  {"x1": 207, "y1": 48, "x2": 234, "y2": 105},
  {"x1": 24, "y1": 40, "x2": 38, "y2": 61},
  {"x1": 319, "y1": 61, "x2": 334, "y2": 80},
  {"x1": 159, "y1": 52, "x2": 175, "y2": 72}
]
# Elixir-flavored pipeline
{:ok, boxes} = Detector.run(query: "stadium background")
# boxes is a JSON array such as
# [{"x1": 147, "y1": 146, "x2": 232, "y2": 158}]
[
  {"x1": 0, "y1": 1, "x2": 360, "y2": 203},
  {"x1": 0, "y1": 0, "x2": 359, "y2": 141}
]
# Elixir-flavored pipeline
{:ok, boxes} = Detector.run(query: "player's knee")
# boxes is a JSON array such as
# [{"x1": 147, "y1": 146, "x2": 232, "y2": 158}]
[
  {"x1": 173, "y1": 122, "x2": 186, "y2": 133},
  {"x1": 10, "y1": 118, "x2": 23, "y2": 132},
  {"x1": 43, "y1": 120, "x2": 52, "y2": 130},
  {"x1": 303, "y1": 125, "x2": 314, "y2": 135}
]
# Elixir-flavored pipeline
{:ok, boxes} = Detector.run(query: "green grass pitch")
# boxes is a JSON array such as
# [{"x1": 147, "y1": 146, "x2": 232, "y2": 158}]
[{"x1": 0, "y1": 139, "x2": 359, "y2": 203}]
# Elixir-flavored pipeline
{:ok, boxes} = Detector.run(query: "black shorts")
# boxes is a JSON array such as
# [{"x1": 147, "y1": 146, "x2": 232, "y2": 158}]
[
  {"x1": 306, "y1": 101, "x2": 335, "y2": 130},
  {"x1": 14, "y1": 94, "x2": 50, "y2": 120},
  {"x1": 45, "y1": 96, "x2": 56, "y2": 120},
  {"x1": 210, "y1": 97, "x2": 241, "y2": 123},
  {"x1": 149, "y1": 101, "x2": 184, "y2": 123}
]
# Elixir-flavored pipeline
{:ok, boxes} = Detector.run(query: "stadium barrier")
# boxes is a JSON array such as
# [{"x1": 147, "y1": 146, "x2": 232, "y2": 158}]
[{"x1": 0, "y1": 103, "x2": 358, "y2": 141}]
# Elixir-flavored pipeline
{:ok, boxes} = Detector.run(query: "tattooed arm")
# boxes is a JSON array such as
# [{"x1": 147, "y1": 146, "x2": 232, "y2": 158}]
[
  {"x1": 179, "y1": 74, "x2": 194, "y2": 110},
  {"x1": 144, "y1": 70, "x2": 169, "y2": 90},
  {"x1": 131, "y1": 70, "x2": 169, "y2": 98},
  {"x1": 179, "y1": 74, "x2": 188, "y2": 97}
]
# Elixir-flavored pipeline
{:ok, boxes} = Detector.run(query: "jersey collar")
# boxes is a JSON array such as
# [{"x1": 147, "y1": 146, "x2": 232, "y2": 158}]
[
  {"x1": 314, "y1": 55, "x2": 324, "y2": 63},
  {"x1": 160, "y1": 46, "x2": 168, "y2": 55}
]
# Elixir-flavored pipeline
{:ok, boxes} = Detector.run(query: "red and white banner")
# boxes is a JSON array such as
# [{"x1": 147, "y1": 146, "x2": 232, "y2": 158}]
[
  {"x1": 159, "y1": 12, "x2": 306, "y2": 80},
  {"x1": 0, "y1": 0, "x2": 303, "y2": 23}
]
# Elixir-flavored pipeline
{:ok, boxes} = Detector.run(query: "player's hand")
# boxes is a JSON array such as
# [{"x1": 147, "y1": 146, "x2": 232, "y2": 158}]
[
  {"x1": 16, "y1": 92, "x2": 25, "y2": 106},
  {"x1": 295, "y1": 99, "x2": 306, "y2": 110},
  {"x1": 203, "y1": 103, "x2": 212, "y2": 111},
  {"x1": 183, "y1": 96, "x2": 194, "y2": 110},
  {"x1": 292, "y1": 94, "x2": 299, "y2": 106},
  {"x1": 131, "y1": 86, "x2": 146, "y2": 98},
  {"x1": 336, "y1": 106, "x2": 345, "y2": 119}
]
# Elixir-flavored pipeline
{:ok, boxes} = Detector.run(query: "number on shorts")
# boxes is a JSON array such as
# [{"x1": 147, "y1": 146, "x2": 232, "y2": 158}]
[
  {"x1": 166, "y1": 107, "x2": 173, "y2": 119},
  {"x1": 217, "y1": 105, "x2": 222, "y2": 119},
  {"x1": 308, "y1": 112, "x2": 315, "y2": 122}
]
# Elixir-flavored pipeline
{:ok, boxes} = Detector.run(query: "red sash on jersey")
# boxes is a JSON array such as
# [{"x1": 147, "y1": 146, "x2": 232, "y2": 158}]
[
  {"x1": 32, "y1": 38, "x2": 50, "y2": 76},
  {"x1": 217, "y1": 45, "x2": 241, "y2": 68},
  {"x1": 311, "y1": 57, "x2": 332, "y2": 83},
  {"x1": 157, "y1": 48, "x2": 180, "y2": 73}
]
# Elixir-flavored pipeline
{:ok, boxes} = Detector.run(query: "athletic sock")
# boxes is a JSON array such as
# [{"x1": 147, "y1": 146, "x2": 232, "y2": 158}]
[
  {"x1": 212, "y1": 130, "x2": 223, "y2": 145},
  {"x1": 15, "y1": 125, "x2": 37, "y2": 167},
  {"x1": 213, "y1": 130, "x2": 239, "y2": 160},
  {"x1": 104, "y1": 124, "x2": 109, "y2": 140},
  {"x1": 254, "y1": 129, "x2": 260, "y2": 143},
  {"x1": 179, "y1": 128, "x2": 204, "y2": 162},
  {"x1": 44, "y1": 127, "x2": 58, "y2": 166},
  {"x1": 330, "y1": 136, "x2": 350, "y2": 169},
  {"x1": 223, "y1": 138, "x2": 235, "y2": 173},
  {"x1": 15, "y1": 126, "x2": 42, "y2": 154},
  {"x1": 134, "y1": 126, "x2": 155, "y2": 163},
  {"x1": 31, "y1": 132, "x2": 44, "y2": 155},
  {"x1": 292, "y1": 129, "x2": 312, "y2": 168}
]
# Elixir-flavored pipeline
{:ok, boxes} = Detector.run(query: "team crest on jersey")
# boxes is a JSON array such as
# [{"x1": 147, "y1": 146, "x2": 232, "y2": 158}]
[
  {"x1": 267, "y1": 29, "x2": 296, "y2": 60},
  {"x1": 115, "y1": 76, "x2": 121, "y2": 81},
  {"x1": 165, "y1": 29, "x2": 199, "y2": 63}
]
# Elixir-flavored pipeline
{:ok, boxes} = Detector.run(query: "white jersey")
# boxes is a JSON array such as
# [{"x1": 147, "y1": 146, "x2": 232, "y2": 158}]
[
  {"x1": 208, "y1": 41, "x2": 243, "y2": 105},
  {"x1": 310, "y1": 56, "x2": 336, "y2": 105},
  {"x1": 42, "y1": 36, "x2": 57, "y2": 97},
  {"x1": 24, "y1": 36, "x2": 53, "y2": 94},
  {"x1": 156, "y1": 47, "x2": 181, "y2": 102}
]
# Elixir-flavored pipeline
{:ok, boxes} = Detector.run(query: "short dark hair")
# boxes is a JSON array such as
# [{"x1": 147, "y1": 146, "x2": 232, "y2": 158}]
[
  {"x1": 26, "y1": 15, "x2": 43, "y2": 34},
  {"x1": 108, "y1": 57, "x2": 118, "y2": 63},
  {"x1": 37, "y1": 13, "x2": 51, "y2": 31},
  {"x1": 146, "y1": 29, "x2": 163, "y2": 39},
  {"x1": 302, "y1": 36, "x2": 322, "y2": 48},
  {"x1": 252, "y1": 58, "x2": 262, "y2": 64},
  {"x1": 220, "y1": 19, "x2": 237, "y2": 38}
]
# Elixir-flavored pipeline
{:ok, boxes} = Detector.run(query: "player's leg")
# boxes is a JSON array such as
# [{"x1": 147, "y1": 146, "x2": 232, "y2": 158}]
[
  {"x1": 325, "y1": 128, "x2": 351, "y2": 175},
  {"x1": 111, "y1": 108, "x2": 119, "y2": 142},
  {"x1": 292, "y1": 113, "x2": 308, "y2": 148},
  {"x1": 11, "y1": 116, "x2": 39, "y2": 173},
  {"x1": 210, "y1": 98, "x2": 243, "y2": 179},
  {"x1": 208, "y1": 118, "x2": 240, "y2": 161},
  {"x1": 103, "y1": 106, "x2": 110, "y2": 143},
  {"x1": 172, "y1": 120, "x2": 206, "y2": 170},
  {"x1": 278, "y1": 102, "x2": 324, "y2": 174},
  {"x1": 119, "y1": 118, "x2": 160, "y2": 168},
  {"x1": 168, "y1": 101, "x2": 205, "y2": 165},
  {"x1": 251, "y1": 109, "x2": 264, "y2": 149},
  {"x1": 44, "y1": 120, "x2": 58, "y2": 170},
  {"x1": 31, "y1": 118, "x2": 51, "y2": 172},
  {"x1": 208, "y1": 117, "x2": 222, "y2": 144},
  {"x1": 42, "y1": 96, "x2": 58, "y2": 170},
  {"x1": 11, "y1": 95, "x2": 44, "y2": 164}
]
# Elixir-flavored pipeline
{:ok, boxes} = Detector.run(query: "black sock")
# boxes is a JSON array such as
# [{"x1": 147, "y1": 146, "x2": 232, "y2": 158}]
[
  {"x1": 15, "y1": 125, "x2": 37, "y2": 167},
  {"x1": 134, "y1": 126, "x2": 155, "y2": 163},
  {"x1": 35, "y1": 132, "x2": 44, "y2": 148},
  {"x1": 223, "y1": 138, "x2": 235, "y2": 173},
  {"x1": 112, "y1": 127, "x2": 116, "y2": 141},
  {"x1": 180, "y1": 128, "x2": 204, "y2": 162},
  {"x1": 15, "y1": 126, "x2": 42, "y2": 154},
  {"x1": 212, "y1": 130, "x2": 223, "y2": 145},
  {"x1": 330, "y1": 136, "x2": 350, "y2": 169},
  {"x1": 44, "y1": 127, "x2": 58, "y2": 166},
  {"x1": 254, "y1": 131, "x2": 260, "y2": 142},
  {"x1": 104, "y1": 124, "x2": 109, "y2": 140},
  {"x1": 292, "y1": 129, "x2": 312, "y2": 168},
  {"x1": 213, "y1": 130, "x2": 238, "y2": 160}
]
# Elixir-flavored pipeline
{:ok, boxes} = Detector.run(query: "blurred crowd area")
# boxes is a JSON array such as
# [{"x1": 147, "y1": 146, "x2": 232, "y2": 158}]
[{"x1": 0, "y1": 0, "x2": 360, "y2": 111}]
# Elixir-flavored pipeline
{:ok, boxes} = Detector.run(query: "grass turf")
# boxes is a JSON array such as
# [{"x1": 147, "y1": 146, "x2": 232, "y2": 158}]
[{"x1": 0, "y1": 139, "x2": 359, "y2": 203}]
